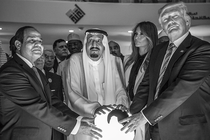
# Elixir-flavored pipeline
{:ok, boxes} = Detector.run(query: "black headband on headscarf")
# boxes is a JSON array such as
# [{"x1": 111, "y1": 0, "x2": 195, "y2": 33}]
[{"x1": 85, "y1": 29, "x2": 108, "y2": 37}]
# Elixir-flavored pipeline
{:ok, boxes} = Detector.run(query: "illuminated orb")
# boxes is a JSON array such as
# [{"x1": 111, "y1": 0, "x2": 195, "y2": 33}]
[{"x1": 94, "y1": 109, "x2": 134, "y2": 140}]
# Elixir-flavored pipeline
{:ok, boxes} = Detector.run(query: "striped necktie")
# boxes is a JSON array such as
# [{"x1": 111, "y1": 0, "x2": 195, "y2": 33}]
[
  {"x1": 32, "y1": 66, "x2": 44, "y2": 89},
  {"x1": 154, "y1": 43, "x2": 175, "y2": 100},
  {"x1": 0, "y1": 46, "x2": 7, "y2": 67}
]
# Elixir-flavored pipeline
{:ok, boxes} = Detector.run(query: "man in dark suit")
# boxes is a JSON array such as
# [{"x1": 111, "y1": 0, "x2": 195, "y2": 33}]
[
  {"x1": 35, "y1": 54, "x2": 64, "y2": 102},
  {"x1": 43, "y1": 49, "x2": 56, "y2": 73},
  {"x1": 45, "y1": 70, "x2": 64, "y2": 102},
  {"x1": 38, "y1": 50, "x2": 64, "y2": 102},
  {"x1": 35, "y1": 54, "x2": 65, "y2": 140},
  {"x1": 0, "y1": 26, "x2": 102, "y2": 140},
  {"x1": 52, "y1": 39, "x2": 69, "y2": 73},
  {"x1": 120, "y1": 2, "x2": 210, "y2": 140}
]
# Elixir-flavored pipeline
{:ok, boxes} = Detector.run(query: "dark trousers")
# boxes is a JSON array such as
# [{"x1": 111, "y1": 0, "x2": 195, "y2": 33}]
[
  {"x1": 149, "y1": 124, "x2": 161, "y2": 140},
  {"x1": 51, "y1": 129, "x2": 65, "y2": 140}
]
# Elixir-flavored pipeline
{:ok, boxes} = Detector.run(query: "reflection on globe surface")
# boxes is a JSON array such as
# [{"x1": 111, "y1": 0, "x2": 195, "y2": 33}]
[{"x1": 94, "y1": 109, "x2": 134, "y2": 140}]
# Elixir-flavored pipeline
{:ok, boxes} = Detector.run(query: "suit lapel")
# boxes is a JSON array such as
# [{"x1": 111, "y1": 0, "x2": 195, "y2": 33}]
[
  {"x1": 160, "y1": 34, "x2": 192, "y2": 89},
  {"x1": 14, "y1": 54, "x2": 50, "y2": 103},
  {"x1": 37, "y1": 69, "x2": 51, "y2": 104},
  {"x1": 53, "y1": 57, "x2": 58, "y2": 73}
]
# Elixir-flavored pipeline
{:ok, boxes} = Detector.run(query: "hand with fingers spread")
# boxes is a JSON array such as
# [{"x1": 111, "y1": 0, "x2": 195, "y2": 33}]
[
  {"x1": 94, "y1": 104, "x2": 115, "y2": 116},
  {"x1": 115, "y1": 104, "x2": 128, "y2": 113},
  {"x1": 119, "y1": 112, "x2": 147, "y2": 134},
  {"x1": 77, "y1": 117, "x2": 102, "y2": 140}
]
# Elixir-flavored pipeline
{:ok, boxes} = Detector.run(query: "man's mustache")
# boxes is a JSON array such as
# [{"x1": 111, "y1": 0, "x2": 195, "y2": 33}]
[
  {"x1": 32, "y1": 46, "x2": 42, "y2": 51},
  {"x1": 90, "y1": 47, "x2": 100, "y2": 51}
]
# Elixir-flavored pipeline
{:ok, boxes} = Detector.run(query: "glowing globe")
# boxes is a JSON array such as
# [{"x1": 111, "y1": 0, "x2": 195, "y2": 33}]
[{"x1": 94, "y1": 109, "x2": 134, "y2": 140}]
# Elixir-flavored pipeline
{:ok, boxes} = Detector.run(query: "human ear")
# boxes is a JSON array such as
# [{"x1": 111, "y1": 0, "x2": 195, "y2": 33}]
[
  {"x1": 185, "y1": 15, "x2": 191, "y2": 28},
  {"x1": 15, "y1": 40, "x2": 21, "y2": 50}
]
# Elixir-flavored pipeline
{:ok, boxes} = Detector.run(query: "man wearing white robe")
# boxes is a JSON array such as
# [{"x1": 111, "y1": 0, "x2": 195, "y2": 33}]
[{"x1": 63, "y1": 29, "x2": 129, "y2": 140}]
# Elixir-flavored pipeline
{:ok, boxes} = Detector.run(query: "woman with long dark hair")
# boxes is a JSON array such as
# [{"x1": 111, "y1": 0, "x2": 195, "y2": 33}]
[{"x1": 124, "y1": 21, "x2": 158, "y2": 140}]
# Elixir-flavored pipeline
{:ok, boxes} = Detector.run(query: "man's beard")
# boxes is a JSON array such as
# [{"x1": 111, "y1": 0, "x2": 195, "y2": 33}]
[
  {"x1": 90, "y1": 47, "x2": 100, "y2": 58},
  {"x1": 90, "y1": 53, "x2": 99, "y2": 58}
]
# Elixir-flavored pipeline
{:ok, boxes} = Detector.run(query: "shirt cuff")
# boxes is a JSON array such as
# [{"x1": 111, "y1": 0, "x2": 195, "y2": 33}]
[
  {"x1": 91, "y1": 103, "x2": 101, "y2": 116},
  {"x1": 71, "y1": 116, "x2": 83, "y2": 135},
  {"x1": 141, "y1": 107, "x2": 152, "y2": 125}
]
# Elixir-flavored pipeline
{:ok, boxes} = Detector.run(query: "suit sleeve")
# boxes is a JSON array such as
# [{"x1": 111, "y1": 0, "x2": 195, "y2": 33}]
[
  {"x1": 129, "y1": 65, "x2": 149, "y2": 114},
  {"x1": 0, "y1": 65, "x2": 78, "y2": 136}
]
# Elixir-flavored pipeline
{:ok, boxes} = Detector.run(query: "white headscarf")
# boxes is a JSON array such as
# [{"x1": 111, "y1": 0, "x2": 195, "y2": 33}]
[{"x1": 82, "y1": 29, "x2": 116, "y2": 105}]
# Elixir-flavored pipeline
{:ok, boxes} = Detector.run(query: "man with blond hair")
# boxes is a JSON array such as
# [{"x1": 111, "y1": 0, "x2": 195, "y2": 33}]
[{"x1": 120, "y1": 2, "x2": 210, "y2": 140}]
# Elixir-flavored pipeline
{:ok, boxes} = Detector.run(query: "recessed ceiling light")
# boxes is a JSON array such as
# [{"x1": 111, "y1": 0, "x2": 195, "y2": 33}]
[
  {"x1": 128, "y1": 30, "x2": 133, "y2": 34},
  {"x1": 0, "y1": 28, "x2": 2, "y2": 30},
  {"x1": 69, "y1": 30, "x2": 74, "y2": 33}
]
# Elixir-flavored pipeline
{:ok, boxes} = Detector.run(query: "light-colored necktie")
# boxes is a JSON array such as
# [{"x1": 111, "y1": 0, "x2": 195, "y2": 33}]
[
  {"x1": 32, "y1": 66, "x2": 44, "y2": 89},
  {"x1": 154, "y1": 43, "x2": 176, "y2": 100},
  {"x1": 0, "y1": 46, "x2": 7, "y2": 67}
]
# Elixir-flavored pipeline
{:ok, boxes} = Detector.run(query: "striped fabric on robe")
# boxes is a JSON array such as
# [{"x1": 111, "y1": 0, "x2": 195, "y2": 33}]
[{"x1": 0, "y1": 43, "x2": 7, "y2": 68}]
